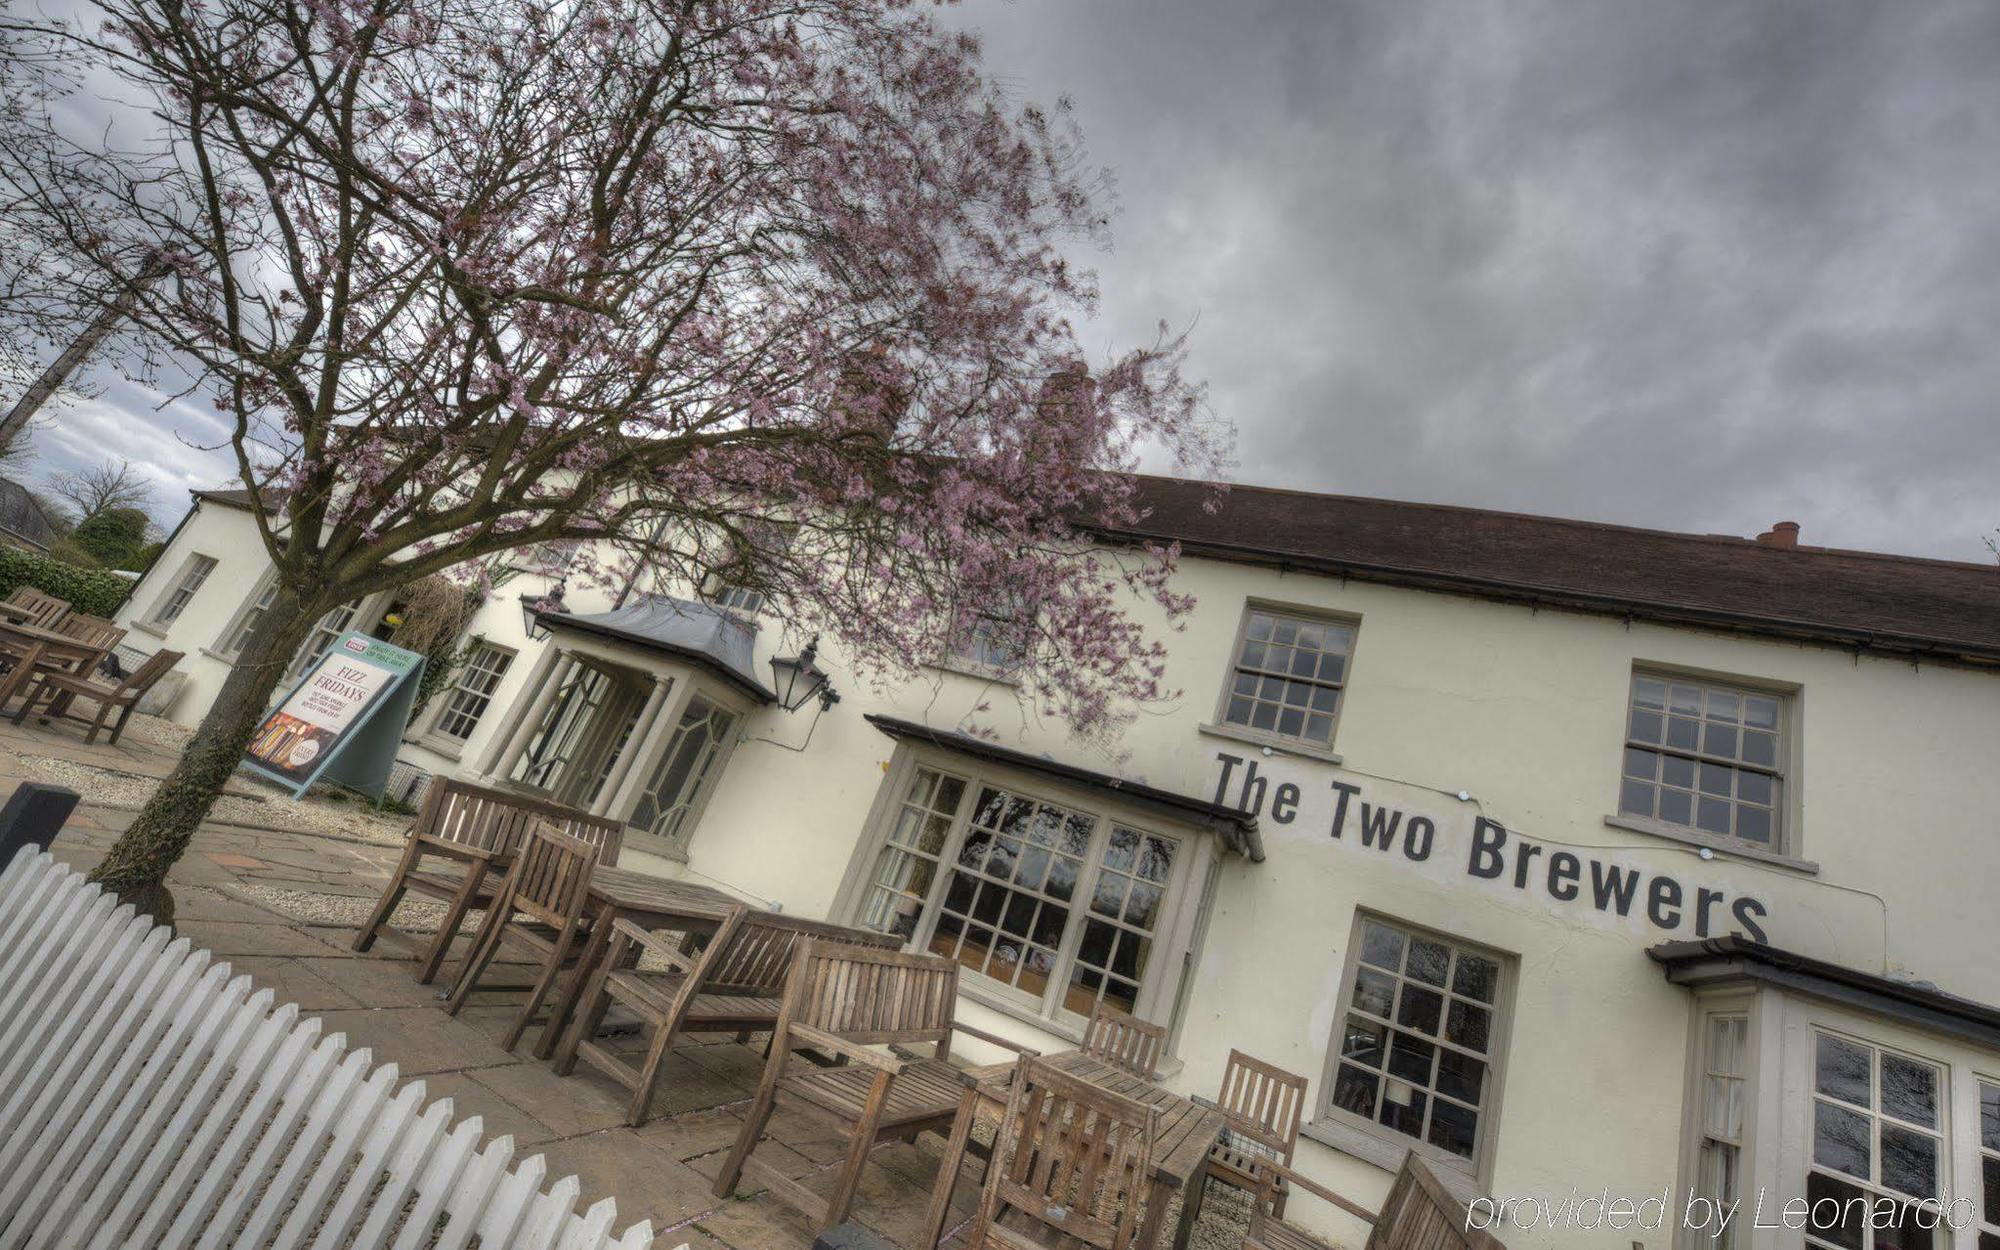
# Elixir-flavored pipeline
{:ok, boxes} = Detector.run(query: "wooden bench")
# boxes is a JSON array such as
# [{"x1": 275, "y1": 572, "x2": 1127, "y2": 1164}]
[
  {"x1": 555, "y1": 908, "x2": 902, "y2": 1126},
  {"x1": 353, "y1": 779, "x2": 624, "y2": 984}
]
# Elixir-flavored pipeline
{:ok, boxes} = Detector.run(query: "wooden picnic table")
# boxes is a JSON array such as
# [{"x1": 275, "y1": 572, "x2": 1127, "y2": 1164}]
[
  {"x1": 918, "y1": 1048, "x2": 1228, "y2": 1250},
  {"x1": 531, "y1": 865, "x2": 748, "y2": 1060},
  {"x1": 0, "y1": 620, "x2": 113, "y2": 708}
]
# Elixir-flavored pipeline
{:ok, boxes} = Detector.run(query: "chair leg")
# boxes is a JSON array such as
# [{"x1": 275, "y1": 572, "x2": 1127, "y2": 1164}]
[
  {"x1": 623, "y1": 1018, "x2": 684, "y2": 1128},
  {"x1": 8, "y1": 675, "x2": 45, "y2": 724},
  {"x1": 713, "y1": 1041, "x2": 788, "y2": 1199},
  {"x1": 105, "y1": 702, "x2": 136, "y2": 746},
  {"x1": 83, "y1": 699, "x2": 114, "y2": 746},
  {"x1": 817, "y1": 1069, "x2": 894, "y2": 1233},
  {"x1": 352, "y1": 876, "x2": 408, "y2": 954},
  {"x1": 418, "y1": 863, "x2": 487, "y2": 985},
  {"x1": 445, "y1": 908, "x2": 512, "y2": 1016},
  {"x1": 502, "y1": 924, "x2": 580, "y2": 1052},
  {"x1": 1173, "y1": 1168, "x2": 1211, "y2": 1250},
  {"x1": 553, "y1": 948, "x2": 622, "y2": 1079}
]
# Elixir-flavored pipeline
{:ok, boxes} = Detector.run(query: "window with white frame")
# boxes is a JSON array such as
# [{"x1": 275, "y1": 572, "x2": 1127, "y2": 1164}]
[
  {"x1": 1619, "y1": 672, "x2": 1788, "y2": 851},
  {"x1": 1323, "y1": 916, "x2": 1509, "y2": 1168},
  {"x1": 1217, "y1": 606, "x2": 1354, "y2": 749},
  {"x1": 707, "y1": 583, "x2": 767, "y2": 615},
  {"x1": 430, "y1": 643, "x2": 514, "y2": 744},
  {"x1": 149, "y1": 554, "x2": 217, "y2": 627},
  {"x1": 1806, "y1": 1030, "x2": 1944, "y2": 1250},
  {"x1": 628, "y1": 694, "x2": 738, "y2": 849},
  {"x1": 288, "y1": 599, "x2": 364, "y2": 680},
  {"x1": 1695, "y1": 1013, "x2": 1750, "y2": 1250},
  {"x1": 218, "y1": 577, "x2": 277, "y2": 656},
  {"x1": 1978, "y1": 1079, "x2": 1998, "y2": 1250},
  {"x1": 852, "y1": 765, "x2": 1185, "y2": 1026},
  {"x1": 510, "y1": 665, "x2": 608, "y2": 792},
  {"x1": 947, "y1": 597, "x2": 1028, "y2": 674}
]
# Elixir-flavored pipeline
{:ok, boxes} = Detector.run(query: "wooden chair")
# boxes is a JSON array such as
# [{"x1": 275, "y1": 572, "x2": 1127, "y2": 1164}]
[
  {"x1": 1243, "y1": 1153, "x2": 1502, "y2": 1250},
  {"x1": 2, "y1": 587, "x2": 70, "y2": 629},
  {"x1": 444, "y1": 821, "x2": 600, "y2": 1051},
  {"x1": 713, "y1": 940, "x2": 1037, "y2": 1234},
  {"x1": 9, "y1": 648, "x2": 183, "y2": 745},
  {"x1": 353, "y1": 780, "x2": 624, "y2": 984},
  {"x1": 555, "y1": 908, "x2": 903, "y2": 1126},
  {"x1": 963, "y1": 1054, "x2": 1158, "y2": 1250},
  {"x1": 1081, "y1": 1003, "x2": 1167, "y2": 1079},
  {"x1": 52, "y1": 613, "x2": 126, "y2": 672},
  {"x1": 1182, "y1": 1049, "x2": 1309, "y2": 1231}
]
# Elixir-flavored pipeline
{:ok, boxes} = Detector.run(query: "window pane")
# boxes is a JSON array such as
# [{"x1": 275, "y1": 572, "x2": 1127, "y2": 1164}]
[
  {"x1": 1332, "y1": 1065, "x2": 1379, "y2": 1118},
  {"x1": 1813, "y1": 1102, "x2": 1872, "y2": 1179},
  {"x1": 1342, "y1": 1017, "x2": 1387, "y2": 1068},
  {"x1": 1360, "y1": 922, "x2": 1405, "y2": 970},
  {"x1": 1405, "y1": 938, "x2": 1449, "y2": 986},
  {"x1": 1982, "y1": 1082, "x2": 2000, "y2": 1150},
  {"x1": 1451, "y1": 954, "x2": 1499, "y2": 1004},
  {"x1": 1396, "y1": 984, "x2": 1443, "y2": 1034},
  {"x1": 1816, "y1": 1035, "x2": 1872, "y2": 1105},
  {"x1": 1880, "y1": 1055, "x2": 1938, "y2": 1129},
  {"x1": 1353, "y1": 968, "x2": 1395, "y2": 1018},
  {"x1": 1879, "y1": 1125, "x2": 1937, "y2": 1200},
  {"x1": 1428, "y1": 1099, "x2": 1478, "y2": 1158}
]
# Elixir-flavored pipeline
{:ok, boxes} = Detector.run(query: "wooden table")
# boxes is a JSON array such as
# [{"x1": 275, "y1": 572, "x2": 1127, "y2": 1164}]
[
  {"x1": 919, "y1": 1048, "x2": 1227, "y2": 1250},
  {"x1": 531, "y1": 866, "x2": 747, "y2": 1060},
  {"x1": 0, "y1": 621, "x2": 110, "y2": 709}
]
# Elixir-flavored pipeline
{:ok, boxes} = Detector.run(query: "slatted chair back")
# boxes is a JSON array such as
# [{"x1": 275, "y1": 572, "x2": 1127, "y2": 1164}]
[
  {"x1": 1081, "y1": 1003, "x2": 1167, "y2": 1079},
  {"x1": 1361, "y1": 1154, "x2": 1505, "y2": 1250},
  {"x1": 6, "y1": 586, "x2": 70, "y2": 629},
  {"x1": 115, "y1": 647, "x2": 182, "y2": 695},
  {"x1": 420, "y1": 779, "x2": 625, "y2": 865},
  {"x1": 1217, "y1": 1048, "x2": 1309, "y2": 1164},
  {"x1": 700, "y1": 913, "x2": 902, "y2": 999},
  {"x1": 55, "y1": 611, "x2": 126, "y2": 653},
  {"x1": 781, "y1": 939, "x2": 961, "y2": 1053},
  {"x1": 973, "y1": 1055, "x2": 1158, "y2": 1250},
  {"x1": 501, "y1": 822, "x2": 598, "y2": 930}
]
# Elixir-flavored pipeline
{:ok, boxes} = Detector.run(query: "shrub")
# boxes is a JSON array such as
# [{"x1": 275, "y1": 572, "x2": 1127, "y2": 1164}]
[
  {"x1": 0, "y1": 545, "x2": 134, "y2": 617},
  {"x1": 73, "y1": 507, "x2": 151, "y2": 568}
]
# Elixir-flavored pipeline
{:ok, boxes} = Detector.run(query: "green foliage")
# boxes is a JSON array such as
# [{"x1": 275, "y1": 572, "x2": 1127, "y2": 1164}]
[
  {"x1": 0, "y1": 545, "x2": 132, "y2": 616},
  {"x1": 72, "y1": 506, "x2": 150, "y2": 568}
]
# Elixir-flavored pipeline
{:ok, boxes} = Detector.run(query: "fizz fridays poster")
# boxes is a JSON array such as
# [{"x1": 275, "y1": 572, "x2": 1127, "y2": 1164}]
[{"x1": 243, "y1": 631, "x2": 425, "y2": 798}]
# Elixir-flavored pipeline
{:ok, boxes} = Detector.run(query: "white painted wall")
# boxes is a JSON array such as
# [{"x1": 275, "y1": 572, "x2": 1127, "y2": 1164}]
[{"x1": 117, "y1": 500, "x2": 2000, "y2": 1249}]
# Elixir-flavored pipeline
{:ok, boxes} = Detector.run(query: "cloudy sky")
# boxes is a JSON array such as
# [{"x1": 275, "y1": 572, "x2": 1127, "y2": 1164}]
[{"x1": 14, "y1": 0, "x2": 2000, "y2": 560}]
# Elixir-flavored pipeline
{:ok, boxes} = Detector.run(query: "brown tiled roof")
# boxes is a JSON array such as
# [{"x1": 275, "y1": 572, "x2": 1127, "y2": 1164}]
[
  {"x1": 1108, "y1": 476, "x2": 2000, "y2": 665},
  {"x1": 193, "y1": 476, "x2": 2000, "y2": 664}
]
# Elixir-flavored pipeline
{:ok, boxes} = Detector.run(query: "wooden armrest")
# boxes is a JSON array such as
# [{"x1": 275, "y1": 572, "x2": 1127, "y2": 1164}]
[
  {"x1": 608, "y1": 917, "x2": 700, "y2": 970},
  {"x1": 410, "y1": 834, "x2": 505, "y2": 862},
  {"x1": 950, "y1": 1022, "x2": 1039, "y2": 1056},
  {"x1": 787, "y1": 1024, "x2": 906, "y2": 1074},
  {"x1": 1190, "y1": 1094, "x2": 1219, "y2": 1111},
  {"x1": 1248, "y1": 1158, "x2": 1378, "y2": 1225}
]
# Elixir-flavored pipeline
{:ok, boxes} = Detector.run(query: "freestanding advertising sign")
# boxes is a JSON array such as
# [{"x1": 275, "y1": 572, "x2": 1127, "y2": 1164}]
[{"x1": 242, "y1": 631, "x2": 426, "y2": 799}]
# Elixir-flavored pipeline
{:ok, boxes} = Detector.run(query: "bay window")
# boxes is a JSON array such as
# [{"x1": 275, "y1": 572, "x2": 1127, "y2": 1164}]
[{"x1": 847, "y1": 761, "x2": 1200, "y2": 1032}]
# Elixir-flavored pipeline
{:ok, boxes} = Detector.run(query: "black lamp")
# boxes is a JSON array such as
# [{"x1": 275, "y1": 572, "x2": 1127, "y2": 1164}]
[
  {"x1": 519, "y1": 579, "x2": 566, "y2": 642},
  {"x1": 769, "y1": 636, "x2": 839, "y2": 713}
]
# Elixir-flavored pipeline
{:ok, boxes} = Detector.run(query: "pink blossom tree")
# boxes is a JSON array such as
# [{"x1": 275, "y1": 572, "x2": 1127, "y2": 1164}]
[{"x1": 0, "y1": 0, "x2": 1225, "y2": 918}]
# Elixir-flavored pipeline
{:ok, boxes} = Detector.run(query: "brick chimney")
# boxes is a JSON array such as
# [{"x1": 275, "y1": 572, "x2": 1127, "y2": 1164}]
[{"x1": 1755, "y1": 521, "x2": 1800, "y2": 548}]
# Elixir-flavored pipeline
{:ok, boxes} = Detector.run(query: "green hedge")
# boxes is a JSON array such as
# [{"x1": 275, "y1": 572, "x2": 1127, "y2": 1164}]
[{"x1": 0, "y1": 545, "x2": 134, "y2": 618}]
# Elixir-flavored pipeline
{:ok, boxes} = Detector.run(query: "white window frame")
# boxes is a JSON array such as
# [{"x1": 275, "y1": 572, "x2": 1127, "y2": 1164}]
[
  {"x1": 1311, "y1": 911, "x2": 1515, "y2": 1182},
  {"x1": 1209, "y1": 601, "x2": 1359, "y2": 756},
  {"x1": 943, "y1": 593, "x2": 1030, "y2": 679},
  {"x1": 1616, "y1": 666, "x2": 1799, "y2": 858},
  {"x1": 286, "y1": 597, "x2": 373, "y2": 682},
  {"x1": 423, "y1": 641, "x2": 516, "y2": 748},
  {"x1": 834, "y1": 749, "x2": 1208, "y2": 1038},
  {"x1": 1803, "y1": 1027, "x2": 1950, "y2": 1249},
  {"x1": 1976, "y1": 1075, "x2": 1999, "y2": 1250},
  {"x1": 146, "y1": 553, "x2": 218, "y2": 629},
  {"x1": 1678, "y1": 996, "x2": 1757, "y2": 1250},
  {"x1": 212, "y1": 572, "x2": 278, "y2": 659},
  {"x1": 624, "y1": 689, "x2": 744, "y2": 856}
]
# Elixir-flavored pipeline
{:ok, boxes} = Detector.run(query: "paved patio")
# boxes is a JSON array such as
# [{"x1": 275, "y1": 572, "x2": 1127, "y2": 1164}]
[{"x1": 1, "y1": 714, "x2": 1254, "y2": 1250}]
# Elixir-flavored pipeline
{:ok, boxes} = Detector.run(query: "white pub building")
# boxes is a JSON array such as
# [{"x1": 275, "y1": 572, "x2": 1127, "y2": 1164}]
[{"x1": 118, "y1": 478, "x2": 2000, "y2": 1250}]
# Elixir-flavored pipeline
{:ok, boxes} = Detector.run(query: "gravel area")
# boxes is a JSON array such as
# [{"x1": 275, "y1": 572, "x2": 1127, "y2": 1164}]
[
  {"x1": 15, "y1": 752, "x2": 412, "y2": 846},
  {"x1": 235, "y1": 882, "x2": 457, "y2": 931}
]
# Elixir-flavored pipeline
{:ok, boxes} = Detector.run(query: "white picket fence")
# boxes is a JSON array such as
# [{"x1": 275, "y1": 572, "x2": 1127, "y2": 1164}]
[{"x1": 0, "y1": 849, "x2": 661, "y2": 1250}]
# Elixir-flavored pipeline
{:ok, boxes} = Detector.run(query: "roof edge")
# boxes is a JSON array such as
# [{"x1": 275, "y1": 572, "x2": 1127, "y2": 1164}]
[
  {"x1": 1648, "y1": 936, "x2": 2000, "y2": 1050},
  {"x1": 863, "y1": 713, "x2": 1262, "y2": 859}
]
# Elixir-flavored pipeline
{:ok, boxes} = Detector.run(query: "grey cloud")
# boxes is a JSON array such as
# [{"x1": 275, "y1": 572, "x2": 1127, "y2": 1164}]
[{"x1": 958, "y1": 0, "x2": 2000, "y2": 560}]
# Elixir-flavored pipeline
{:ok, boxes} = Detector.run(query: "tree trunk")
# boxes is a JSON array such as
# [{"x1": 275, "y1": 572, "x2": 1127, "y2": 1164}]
[{"x1": 88, "y1": 585, "x2": 325, "y2": 923}]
